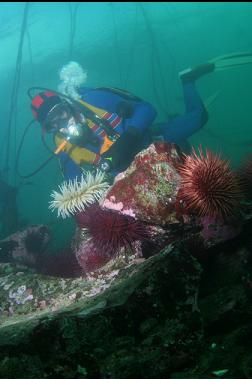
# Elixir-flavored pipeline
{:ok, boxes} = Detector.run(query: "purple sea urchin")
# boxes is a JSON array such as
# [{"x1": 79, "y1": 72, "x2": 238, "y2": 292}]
[{"x1": 75, "y1": 204, "x2": 149, "y2": 254}]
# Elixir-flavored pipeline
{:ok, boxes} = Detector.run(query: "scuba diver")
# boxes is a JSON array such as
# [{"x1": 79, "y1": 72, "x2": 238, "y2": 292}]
[
  {"x1": 31, "y1": 52, "x2": 252, "y2": 181},
  {"x1": 31, "y1": 84, "x2": 157, "y2": 180},
  {"x1": 30, "y1": 61, "x2": 214, "y2": 181}
]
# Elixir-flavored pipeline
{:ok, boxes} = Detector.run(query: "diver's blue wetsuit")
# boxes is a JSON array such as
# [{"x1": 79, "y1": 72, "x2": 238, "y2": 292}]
[
  {"x1": 155, "y1": 82, "x2": 207, "y2": 152},
  {"x1": 59, "y1": 82, "x2": 207, "y2": 180},
  {"x1": 59, "y1": 87, "x2": 157, "y2": 180},
  {"x1": 78, "y1": 86, "x2": 157, "y2": 154}
]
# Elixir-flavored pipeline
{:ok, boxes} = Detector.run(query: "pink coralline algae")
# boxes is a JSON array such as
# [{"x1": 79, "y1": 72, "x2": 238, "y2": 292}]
[{"x1": 101, "y1": 142, "x2": 183, "y2": 226}]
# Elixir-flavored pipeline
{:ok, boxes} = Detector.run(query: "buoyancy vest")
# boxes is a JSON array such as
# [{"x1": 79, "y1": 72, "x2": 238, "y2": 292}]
[
  {"x1": 54, "y1": 87, "x2": 142, "y2": 165},
  {"x1": 54, "y1": 98, "x2": 123, "y2": 165}
]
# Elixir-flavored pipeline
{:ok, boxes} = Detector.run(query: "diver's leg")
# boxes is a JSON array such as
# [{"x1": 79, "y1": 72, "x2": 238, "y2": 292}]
[
  {"x1": 155, "y1": 61, "x2": 216, "y2": 147},
  {"x1": 159, "y1": 82, "x2": 208, "y2": 143},
  {"x1": 183, "y1": 81, "x2": 208, "y2": 124}
]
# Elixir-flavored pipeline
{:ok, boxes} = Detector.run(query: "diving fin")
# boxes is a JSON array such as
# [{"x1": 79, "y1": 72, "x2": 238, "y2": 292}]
[
  {"x1": 179, "y1": 52, "x2": 252, "y2": 82},
  {"x1": 210, "y1": 51, "x2": 252, "y2": 70}
]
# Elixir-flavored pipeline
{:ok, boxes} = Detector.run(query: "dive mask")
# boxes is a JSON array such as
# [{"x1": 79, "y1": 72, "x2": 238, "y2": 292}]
[{"x1": 43, "y1": 102, "x2": 84, "y2": 138}]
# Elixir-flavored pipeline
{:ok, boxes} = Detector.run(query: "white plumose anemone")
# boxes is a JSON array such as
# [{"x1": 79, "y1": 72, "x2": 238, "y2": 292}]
[{"x1": 49, "y1": 171, "x2": 109, "y2": 218}]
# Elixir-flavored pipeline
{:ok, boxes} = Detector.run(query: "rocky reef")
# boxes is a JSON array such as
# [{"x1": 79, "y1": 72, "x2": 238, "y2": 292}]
[
  {"x1": 0, "y1": 220, "x2": 252, "y2": 379},
  {"x1": 0, "y1": 142, "x2": 251, "y2": 378}
]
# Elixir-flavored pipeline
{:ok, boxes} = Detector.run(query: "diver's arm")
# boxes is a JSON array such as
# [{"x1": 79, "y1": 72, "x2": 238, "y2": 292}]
[{"x1": 57, "y1": 152, "x2": 82, "y2": 181}]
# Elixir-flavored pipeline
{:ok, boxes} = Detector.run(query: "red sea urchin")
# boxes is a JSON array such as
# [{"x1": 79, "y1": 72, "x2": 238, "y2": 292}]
[
  {"x1": 75, "y1": 204, "x2": 150, "y2": 257},
  {"x1": 177, "y1": 148, "x2": 243, "y2": 221}
]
